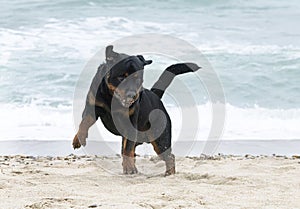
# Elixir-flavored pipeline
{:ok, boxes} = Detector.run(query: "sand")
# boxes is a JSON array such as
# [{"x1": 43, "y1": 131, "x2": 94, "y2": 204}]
[{"x1": 0, "y1": 154, "x2": 300, "y2": 209}]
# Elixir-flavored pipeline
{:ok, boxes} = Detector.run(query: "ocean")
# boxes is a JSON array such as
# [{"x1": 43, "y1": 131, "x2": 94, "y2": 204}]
[{"x1": 0, "y1": 0, "x2": 299, "y2": 156}]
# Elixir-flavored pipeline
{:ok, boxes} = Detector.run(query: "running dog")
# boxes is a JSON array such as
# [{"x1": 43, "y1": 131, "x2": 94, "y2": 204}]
[{"x1": 73, "y1": 45, "x2": 200, "y2": 175}]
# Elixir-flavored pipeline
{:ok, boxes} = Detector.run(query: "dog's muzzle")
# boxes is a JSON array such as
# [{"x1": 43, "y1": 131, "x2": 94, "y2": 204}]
[{"x1": 114, "y1": 90, "x2": 139, "y2": 108}]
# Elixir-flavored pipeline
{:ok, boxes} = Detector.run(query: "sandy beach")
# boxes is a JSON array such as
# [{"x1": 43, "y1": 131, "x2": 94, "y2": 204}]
[{"x1": 0, "y1": 154, "x2": 299, "y2": 209}]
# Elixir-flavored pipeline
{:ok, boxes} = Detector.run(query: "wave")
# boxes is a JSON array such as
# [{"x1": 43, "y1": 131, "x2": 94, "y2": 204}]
[
  {"x1": 1, "y1": 103, "x2": 299, "y2": 141},
  {"x1": 2, "y1": 16, "x2": 299, "y2": 62},
  {"x1": 0, "y1": 104, "x2": 73, "y2": 141},
  {"x1": 0, "y1": 17, "x2": 174, "y2": 62},
  {"x1": 1, "y1": 13, "x2": 299, "y2": 142}
]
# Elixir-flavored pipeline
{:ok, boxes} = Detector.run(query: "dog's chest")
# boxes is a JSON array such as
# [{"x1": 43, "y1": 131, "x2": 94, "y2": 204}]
[{"x1": 99, "y1": 104, "x2": 150, "y2": 137}]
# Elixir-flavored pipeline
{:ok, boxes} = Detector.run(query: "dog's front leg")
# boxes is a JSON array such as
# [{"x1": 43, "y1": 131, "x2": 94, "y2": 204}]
[
  {"x1": 73, "y1": 114, "x2": 96, "y2": 149},
  {"x1": 122, "y1": 137, "x2": 138, "y2": 174}
]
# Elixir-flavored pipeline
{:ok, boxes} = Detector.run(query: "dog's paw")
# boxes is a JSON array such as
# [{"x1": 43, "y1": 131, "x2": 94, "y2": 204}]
[
  {"x1": 122, "y1": 156, "x2": 138, "y2": 174},
  {"x1": 165, "y1": 167, "x2": 176, "y2": 176},
  {"x1": 164, "y1": 154, "x2": 176, "y2": 176},
  {"x1": 72, "y1": 133, "x2": 86, "y2": 149},
  {"x1": 123, "y1": 164, "x2": 138, "y2": 175},
  {"x1": 72, "y1": 134, "x2": 81, "y2": 149}
]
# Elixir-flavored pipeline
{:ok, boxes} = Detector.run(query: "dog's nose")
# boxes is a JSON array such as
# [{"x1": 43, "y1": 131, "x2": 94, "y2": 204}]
[{"x1": 126, "y1": 91, "x2": 136, "y2": 99}]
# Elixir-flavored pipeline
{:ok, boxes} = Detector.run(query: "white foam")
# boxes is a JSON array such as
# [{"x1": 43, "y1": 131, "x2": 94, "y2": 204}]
[
  {"x1": 0, "y1": 104, "x2": 74, "y2": 141},
  {"x1": 223, "y1": 104, "x2": 300, "y2": 140},
  {"x1": 1, "y1": 102, "x2": 299, "y2": 141},
  {"x1": 166, "y1": 103, "x2": 300, "y2": 141}
]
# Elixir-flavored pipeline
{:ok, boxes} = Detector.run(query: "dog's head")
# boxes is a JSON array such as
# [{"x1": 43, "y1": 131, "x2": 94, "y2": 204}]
[{"x1": 105, "y1": 46, "x2": 152, "y2": 108}]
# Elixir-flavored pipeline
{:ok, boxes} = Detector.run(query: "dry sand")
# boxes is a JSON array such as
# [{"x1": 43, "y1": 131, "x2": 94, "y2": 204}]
[{"x1": 0, "y1": 154, "x2": 300, "y2": 209}]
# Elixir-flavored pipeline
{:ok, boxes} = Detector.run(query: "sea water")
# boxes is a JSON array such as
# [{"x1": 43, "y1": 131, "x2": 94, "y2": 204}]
[{"x1": 0, "y1": 0, "x2": 299, "y2": 156}]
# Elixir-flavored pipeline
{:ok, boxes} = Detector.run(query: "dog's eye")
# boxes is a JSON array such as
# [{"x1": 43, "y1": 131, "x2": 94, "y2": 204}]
[{"x1": 117, "y1": 73, "x2": 128, "y2": 81}]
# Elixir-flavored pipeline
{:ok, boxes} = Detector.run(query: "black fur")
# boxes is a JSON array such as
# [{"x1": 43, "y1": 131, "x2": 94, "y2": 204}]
[{"x1": 73, "y1": 45, "x2": 200, "y2": 175}]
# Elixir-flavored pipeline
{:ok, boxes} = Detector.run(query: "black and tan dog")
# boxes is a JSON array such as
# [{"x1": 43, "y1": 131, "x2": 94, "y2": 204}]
[{"x1": 73, "y1": 45, "x2": 199, "y2": 175}]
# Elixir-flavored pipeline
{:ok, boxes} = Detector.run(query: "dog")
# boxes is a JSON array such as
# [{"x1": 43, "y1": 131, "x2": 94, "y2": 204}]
[{"x1": 73, "y1": 45, "x2": 200, "y2": 175}]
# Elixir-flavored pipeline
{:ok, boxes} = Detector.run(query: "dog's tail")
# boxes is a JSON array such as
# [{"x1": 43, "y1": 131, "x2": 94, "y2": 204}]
[{"x1": 151, "y1": 63, "x2": 200, "y2": 99}]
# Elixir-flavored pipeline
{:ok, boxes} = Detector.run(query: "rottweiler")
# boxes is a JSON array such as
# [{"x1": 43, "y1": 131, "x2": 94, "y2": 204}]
[{"x1": 73, "y1": 45, "x2": 200, "y2": 175}]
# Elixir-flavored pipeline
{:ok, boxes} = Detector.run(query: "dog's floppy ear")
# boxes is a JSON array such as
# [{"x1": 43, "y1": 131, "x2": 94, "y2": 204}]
[
  {"x1": 137, "y1": 55, "x2": 152, "y2": 66},
  {"x1": 106, "y1": 45, "x2": 119, "y2": 61}
]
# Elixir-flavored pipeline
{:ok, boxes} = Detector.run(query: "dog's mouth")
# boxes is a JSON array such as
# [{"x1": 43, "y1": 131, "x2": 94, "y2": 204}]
[
  {"x1": 120, "y1": 97, "x2": 135, "y2": 108},
  {"x1": 114, "y1": 91, "x2": 138, "y2": 108}
]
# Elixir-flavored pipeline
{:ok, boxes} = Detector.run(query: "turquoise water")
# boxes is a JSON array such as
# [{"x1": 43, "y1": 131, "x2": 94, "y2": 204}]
[{"x1": 0, "y1": 0, "x2": 300, "y2": 142}]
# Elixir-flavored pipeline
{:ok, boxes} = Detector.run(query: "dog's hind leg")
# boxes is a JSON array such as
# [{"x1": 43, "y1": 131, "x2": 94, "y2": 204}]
[
  {"x1": 122, "y1": 137, "x2": 138, "y2": 174},
  {"x1": 150, "y1": 132, "x2": 176, "y2": 176},
  {"x1": 151, "y1": 140, "x2": 175, "y2": 176}
]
